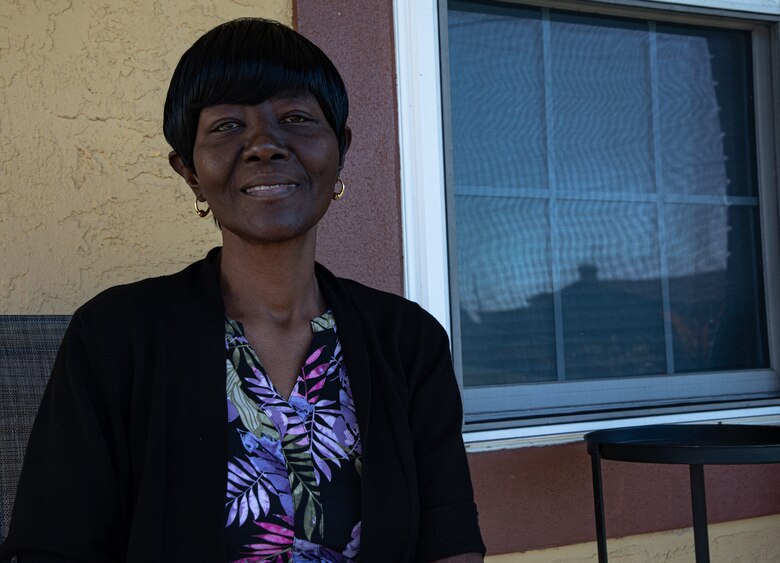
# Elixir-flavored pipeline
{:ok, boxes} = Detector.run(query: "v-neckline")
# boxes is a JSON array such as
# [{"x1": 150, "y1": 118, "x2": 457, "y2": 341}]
[{"x1": 227, "y1": 311, "x2": 333, "y2": 403}]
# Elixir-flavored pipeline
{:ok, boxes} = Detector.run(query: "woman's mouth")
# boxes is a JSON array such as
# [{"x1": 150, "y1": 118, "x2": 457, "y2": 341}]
[{"x1": 242, "y1": 183, "x2": 298, "y2": 196}]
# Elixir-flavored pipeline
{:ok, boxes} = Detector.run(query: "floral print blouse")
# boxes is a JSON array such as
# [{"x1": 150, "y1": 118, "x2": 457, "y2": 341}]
[{"x1": 224, "y1": 312, "x2": 362, "y2": 562}]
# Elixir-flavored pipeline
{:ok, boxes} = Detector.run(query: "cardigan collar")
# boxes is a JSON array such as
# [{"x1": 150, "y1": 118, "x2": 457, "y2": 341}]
[
  {"x1": 165, "y1": 249, "x2": 373, "y2": 561},
  {"x1": 314, "y1": 261, "x2": 372, "y2": 447},
  {"x1": 197, "y1": 247, "x2": 372, "y2": 444},
  {"x1": 195, "y1": 247, "x2": 372, "y2": 443}
]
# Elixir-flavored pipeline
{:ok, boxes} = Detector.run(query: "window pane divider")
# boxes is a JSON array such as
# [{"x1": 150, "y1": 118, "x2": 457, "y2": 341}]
[
  {"x1": 455, "y1": 185, "x2": 761, "y2": 207},
  {"x1": 649, "y1": 20, "x2": 677, "y2": 375},
  {"x1": 542, "y1": 7, "x2": 567, "y2": 381}
]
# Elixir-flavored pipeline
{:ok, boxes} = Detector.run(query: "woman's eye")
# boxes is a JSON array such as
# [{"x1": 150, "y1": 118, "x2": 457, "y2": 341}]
[
  {"x1": 282, "y1": 114, "x2": 308, "y2": 123},
  {"x1": 214, "y1": 121, "x2": 240, "y2": 132}
]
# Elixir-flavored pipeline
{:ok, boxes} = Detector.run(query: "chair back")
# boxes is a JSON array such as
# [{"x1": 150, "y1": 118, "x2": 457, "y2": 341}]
[{"x1": 0, "y1": 315, "x2": 70, "y2": 542}]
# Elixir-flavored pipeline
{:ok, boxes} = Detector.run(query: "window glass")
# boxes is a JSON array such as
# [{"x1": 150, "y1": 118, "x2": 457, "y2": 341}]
[
  {"x1": 550, "y1": 12, "x2": 655, "y2": 194},
  {"x1": 448, "y1": 5, "x2": 547, "y2": 193},
  {"x1": 558, "y1": 200, "x2": 666, "y2": 380},
  {"x1": 456, "y1": 196, "x2": 555, "y2": 385},
  {"x1": 657, "y1": 24, "x2": 757, "y2": 198},
  {"x1": 666, "y1": 204, "x2": 767, "y2": 372},
  {"x1": 446, "y1": 0, "x2": 769, "y2": 408}
]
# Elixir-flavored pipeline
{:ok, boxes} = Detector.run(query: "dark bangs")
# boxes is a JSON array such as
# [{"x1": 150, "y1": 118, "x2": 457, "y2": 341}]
[{"x1": 163, "y1": 18, "x2": 349, "y2": 169}]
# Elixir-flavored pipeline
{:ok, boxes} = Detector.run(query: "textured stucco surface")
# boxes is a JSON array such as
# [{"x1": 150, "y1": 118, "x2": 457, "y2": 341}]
[
  {"x1": 485, "y1": 513, "x2": 780, "y2": 562},
  {"x1": 1, "y1": 0, "x2": 291, "y2": 314}
]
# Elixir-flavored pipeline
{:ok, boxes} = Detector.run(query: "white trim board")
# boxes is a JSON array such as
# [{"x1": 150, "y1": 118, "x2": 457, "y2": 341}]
[
  {"x1": 394, "y1": 0, "x2": 451, "y2": 334},
  {"x1": 465, "y1": 406, "x2": 780, "y2": 451}
]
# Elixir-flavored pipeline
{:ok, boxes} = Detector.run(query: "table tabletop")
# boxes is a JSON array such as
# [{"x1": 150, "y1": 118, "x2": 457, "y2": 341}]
[{"x1": 584, "y1": 423, "x2": 780, "y2": 465}]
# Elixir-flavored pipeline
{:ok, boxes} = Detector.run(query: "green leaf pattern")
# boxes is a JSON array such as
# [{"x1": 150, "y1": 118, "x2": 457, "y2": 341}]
[{"x1": 224, "y1": 315, "x2": 362, "y2": 562}]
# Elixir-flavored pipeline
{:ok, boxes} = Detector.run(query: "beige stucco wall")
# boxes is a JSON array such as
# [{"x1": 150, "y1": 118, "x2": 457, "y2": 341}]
[
  {"x1": 1, "y1": 0, "x2": 292, "y2": 314},
  {"x1": 487, "y1": 513, "x2": 780, "y2": 562}
]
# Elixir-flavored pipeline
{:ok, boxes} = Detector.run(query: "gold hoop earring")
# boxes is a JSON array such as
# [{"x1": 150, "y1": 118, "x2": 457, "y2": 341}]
[
  {"x1": 194, "y1": 197, "x2": 210, "y2": 218},
  {"x1": 333, "y1": 177, "x2": 345, "y2": 201}
]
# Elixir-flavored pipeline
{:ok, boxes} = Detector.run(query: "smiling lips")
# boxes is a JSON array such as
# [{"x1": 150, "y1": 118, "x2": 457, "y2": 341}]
[{"x1": 242, "y1": 183, "x2": 299, "y2": 196}]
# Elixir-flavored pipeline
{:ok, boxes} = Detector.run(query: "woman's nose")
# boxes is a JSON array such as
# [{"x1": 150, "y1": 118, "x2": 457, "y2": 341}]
[{"x1": 242, "y1": 124, "x2": 290, "y2": 162}]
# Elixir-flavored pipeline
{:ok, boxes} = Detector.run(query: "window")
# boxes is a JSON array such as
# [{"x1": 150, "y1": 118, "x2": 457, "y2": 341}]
[{"x1": 395, "y1": 0, "x2": 780, "y2": 430}]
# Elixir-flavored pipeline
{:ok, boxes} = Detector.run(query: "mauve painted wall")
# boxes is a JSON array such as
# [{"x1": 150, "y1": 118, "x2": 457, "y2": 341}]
[
  {"x1": 469, "y1": 443, "x2": 780, "y2": 554},
  {"x1": 294, "y1": 0, "x2": 780, "y2": 556},
  {"x1": 296, "y1": 0, "x2": 404, "y2": 296}
]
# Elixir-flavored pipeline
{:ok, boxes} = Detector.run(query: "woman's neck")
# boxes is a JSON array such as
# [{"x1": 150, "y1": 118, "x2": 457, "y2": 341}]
[{"x1": 217, "y1": 230, "x2": 324, "y2": 325}]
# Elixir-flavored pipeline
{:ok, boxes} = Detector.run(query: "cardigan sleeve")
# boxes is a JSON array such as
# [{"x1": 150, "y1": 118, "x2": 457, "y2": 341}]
[
  {"x1": 406, "y1": 309, "x2": 486, "y2": 562},
  {"x1": 0, "y1": 313, "x2": 123, "y2": 563}
]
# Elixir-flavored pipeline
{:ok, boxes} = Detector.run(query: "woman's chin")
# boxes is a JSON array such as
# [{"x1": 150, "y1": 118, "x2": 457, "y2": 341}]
[{"x1": 220, "y1": 222, "x2": 319, "y2": 247}]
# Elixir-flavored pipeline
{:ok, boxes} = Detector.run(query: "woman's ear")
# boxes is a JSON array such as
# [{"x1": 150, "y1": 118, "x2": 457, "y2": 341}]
[
  {"x1": 169, "y1": 151, "x2": 200, "y2": 194},
  {"x1": 339, "y1": 126, "x2": 352, "y2": 169}
]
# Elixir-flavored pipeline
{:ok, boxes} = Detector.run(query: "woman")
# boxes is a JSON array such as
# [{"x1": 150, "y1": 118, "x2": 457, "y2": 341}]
[{"x1": 0, "y1": 18, "x2": 484, "y2": 563}]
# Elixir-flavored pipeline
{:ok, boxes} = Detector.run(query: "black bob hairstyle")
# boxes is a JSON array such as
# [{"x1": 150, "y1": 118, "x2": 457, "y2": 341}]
[{"x1": 163, "y1": 18, "x2": 349, "y2": 170}]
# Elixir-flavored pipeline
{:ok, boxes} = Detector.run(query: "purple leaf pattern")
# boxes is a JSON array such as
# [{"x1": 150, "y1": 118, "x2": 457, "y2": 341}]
[{"x1": 224, "y1": 313, "x2": 362, "y2": 562}]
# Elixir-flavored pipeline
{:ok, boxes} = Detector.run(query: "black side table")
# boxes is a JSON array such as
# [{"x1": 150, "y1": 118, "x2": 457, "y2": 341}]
[{"x1": 584, "y1": 424, "x2": 780, "y2": 563}]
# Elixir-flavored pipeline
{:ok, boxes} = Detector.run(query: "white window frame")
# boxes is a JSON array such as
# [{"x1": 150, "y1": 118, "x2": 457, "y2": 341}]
[{"x1": 394, "y1": 0, "x2": 780, "y2": 444}]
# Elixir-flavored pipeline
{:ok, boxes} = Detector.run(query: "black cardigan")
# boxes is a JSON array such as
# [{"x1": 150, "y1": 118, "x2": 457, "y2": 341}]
[{"x1": 1, "y1": 250, "x2": 484, "y2": 562}]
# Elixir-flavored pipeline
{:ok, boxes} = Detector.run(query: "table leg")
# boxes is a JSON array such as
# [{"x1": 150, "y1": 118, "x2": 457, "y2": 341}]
[
  {"x1": 590, "y1": 451, "x2": 608, "y2": 563},
  {"x1": 689, "y1": 464, "x2": 710, "y2": 563}
]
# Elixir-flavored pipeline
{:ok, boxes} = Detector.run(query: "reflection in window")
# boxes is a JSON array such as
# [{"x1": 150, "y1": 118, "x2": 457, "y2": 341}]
[{"x1": 447, "y1": 1, "x2": 768, "y2": 388}]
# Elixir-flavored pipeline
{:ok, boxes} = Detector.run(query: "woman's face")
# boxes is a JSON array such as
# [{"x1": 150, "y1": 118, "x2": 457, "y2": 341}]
[{"x1": 172, "y1": 91, "x2": 347, "y2": 245}]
